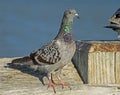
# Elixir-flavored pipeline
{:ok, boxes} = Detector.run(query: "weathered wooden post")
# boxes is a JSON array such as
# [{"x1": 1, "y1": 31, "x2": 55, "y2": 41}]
[{"x1": 72, "y1": 40, "x2": 120, "y2": 85}]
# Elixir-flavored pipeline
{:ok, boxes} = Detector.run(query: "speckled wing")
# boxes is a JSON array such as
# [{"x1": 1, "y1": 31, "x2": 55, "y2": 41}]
[{"x1": 31, "y1": 41, "x2": 61, "y2": 64}]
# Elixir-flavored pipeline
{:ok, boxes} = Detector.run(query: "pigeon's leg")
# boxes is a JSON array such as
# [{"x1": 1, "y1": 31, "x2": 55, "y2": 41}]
[
  {"x1": 56, "y1": 71, "x2": 71, "y2": 90},
  {"x1": 47, "y1": 73, "x2": 56, "y2": 93}
]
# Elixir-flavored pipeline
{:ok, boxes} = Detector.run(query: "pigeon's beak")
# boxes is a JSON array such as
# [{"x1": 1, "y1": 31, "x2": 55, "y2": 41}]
[
  {"x1": 104, "y1": 18, "x2": 120, "y2": 29},
  {"x1": 75, "y1": 13, "x2": 80, "y2": 18},
  {"x1": 104, "y1": 23, "x2": 120, "y2": 29}
]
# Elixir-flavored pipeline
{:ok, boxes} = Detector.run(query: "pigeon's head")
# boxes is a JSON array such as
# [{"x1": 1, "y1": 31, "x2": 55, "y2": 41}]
[
  {"x1": 109, "y1": 8, "x2": 120, "y2": 25},
  {"x1": 64, "y1": 9, "x2": 80, "y2": 19},
  {"x1": 105, "y1": 8, "x2": 120, "y2": 31}
]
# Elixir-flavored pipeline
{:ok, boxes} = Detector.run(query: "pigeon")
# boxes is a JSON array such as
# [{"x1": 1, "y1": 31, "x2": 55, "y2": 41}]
[
  {"x1": 105, "y1": 8, "x2": 120, "y2": 40},
  {"x1": 11, "y1": 9, "x2": 79, "y2": 93}
]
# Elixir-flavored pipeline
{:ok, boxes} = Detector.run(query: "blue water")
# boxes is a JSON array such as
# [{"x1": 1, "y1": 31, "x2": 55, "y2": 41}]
[{"x1": 0, "y1": 0, "x2": 120, "y2": 57}]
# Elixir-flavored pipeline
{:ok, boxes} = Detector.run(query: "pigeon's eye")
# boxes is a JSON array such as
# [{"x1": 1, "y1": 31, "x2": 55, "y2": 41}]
[
  {"x1": 116, "y1": 14, "x2": 120, "y2": 18},
  {"x1": 68, "y1": 11, "x2": 72, "y2": 14}
]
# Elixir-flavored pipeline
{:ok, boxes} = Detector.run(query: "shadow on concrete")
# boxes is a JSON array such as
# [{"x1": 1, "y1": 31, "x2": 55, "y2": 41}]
[{"x1": 5, "y1": 63, "x2": 46, "y2": 85}]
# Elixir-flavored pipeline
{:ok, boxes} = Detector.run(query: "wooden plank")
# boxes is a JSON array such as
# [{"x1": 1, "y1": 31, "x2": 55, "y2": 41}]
[
  {"x1": 115, "y1": 52, "x2": 120, "y2": 83},
  {"x1": 88, "y1": 52, "x2": 115, "y2": 84},
  {"x1": 109, "y1": 52, "x2": 115, "y2": 83},
  {"x1": 99, "y1": 52, "x2": 103, "y2": 84},
  {"x1": 101, "y1": 52, "x2": 106, "y2": 84}
]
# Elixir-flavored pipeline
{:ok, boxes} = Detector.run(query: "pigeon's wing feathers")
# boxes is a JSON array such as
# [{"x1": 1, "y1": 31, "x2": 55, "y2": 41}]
[{"x1": 32, "y1": 41, "x2": 61, "y2": 64}]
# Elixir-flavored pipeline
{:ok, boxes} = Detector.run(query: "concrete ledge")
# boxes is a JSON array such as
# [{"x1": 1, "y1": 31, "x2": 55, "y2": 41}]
[{"x1": 0, "y1": 58, "x2": 120, "y2": 95}]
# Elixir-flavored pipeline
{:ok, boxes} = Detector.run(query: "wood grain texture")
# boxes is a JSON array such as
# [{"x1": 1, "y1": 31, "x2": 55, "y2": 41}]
[
  {"x1": 72, "y1": 40, "x2": 120, "y2": 84},
  {"x1": 116, "y1": 52, "x2": 120, "y2": 83}
]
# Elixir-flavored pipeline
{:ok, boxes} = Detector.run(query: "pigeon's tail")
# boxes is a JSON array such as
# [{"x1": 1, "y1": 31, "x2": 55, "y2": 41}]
[{"x1": 11, "y1": 56, "x2": 35, "y2": 66}]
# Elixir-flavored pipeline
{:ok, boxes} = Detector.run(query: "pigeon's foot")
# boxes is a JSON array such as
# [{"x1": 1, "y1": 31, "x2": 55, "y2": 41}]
[
  {"x1": 59, "y1": 79, "x2": 71, "y2": 90},
  {"x1": 48, "y1": 79, "x2": 56, "y2": 93}
]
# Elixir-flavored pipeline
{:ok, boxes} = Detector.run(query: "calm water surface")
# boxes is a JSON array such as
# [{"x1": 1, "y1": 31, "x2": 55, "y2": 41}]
[{"x1": 0, "y1": 0, "x2": 119, "y2": 57}]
